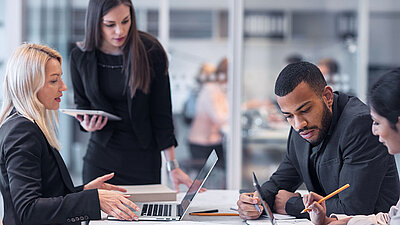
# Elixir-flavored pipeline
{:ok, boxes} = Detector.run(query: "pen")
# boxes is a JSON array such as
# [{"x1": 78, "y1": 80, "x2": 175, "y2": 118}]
[
  {"x1": 254, "y1": 204, "x2": 261, "y2": 213},
  {"x1": 191, "y1": 209, "x2": 218, "y2": 213},
  {"x1": 301, "y1": 184, "x2": 350, "y2": 213},
  {"x1": 189, "y1": 213, "x2": 239, "y2": 216},
  {"x1": 249, "y1": 194, "x2": 262, "y2": 213}
]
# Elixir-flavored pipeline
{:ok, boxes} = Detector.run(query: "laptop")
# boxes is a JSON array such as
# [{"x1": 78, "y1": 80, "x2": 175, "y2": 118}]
[
  {"x1": 252, "y1": 172, "x2": 277, "y2": 225},
  {"x1": 108, "y1": 150, "x2": 218, "y2": 221}
]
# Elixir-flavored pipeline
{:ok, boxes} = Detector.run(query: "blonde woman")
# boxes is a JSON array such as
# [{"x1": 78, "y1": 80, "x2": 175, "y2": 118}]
[{"x1": 0, "y1": 43, "x2": 139, "y2": 225}]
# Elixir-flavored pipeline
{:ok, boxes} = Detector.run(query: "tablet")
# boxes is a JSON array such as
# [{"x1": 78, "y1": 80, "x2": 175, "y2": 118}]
[
  {"x1": 59, "y1": 109, "x2": 122, "y2": 121},
  {"x1": 252, "y1": 172, "x2": 276, "y2": 225}
]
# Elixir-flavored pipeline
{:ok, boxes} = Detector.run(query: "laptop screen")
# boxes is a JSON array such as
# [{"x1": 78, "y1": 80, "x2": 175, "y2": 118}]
[{"x1": 179, "y1": 150, "x2": 218, "y2": 215}]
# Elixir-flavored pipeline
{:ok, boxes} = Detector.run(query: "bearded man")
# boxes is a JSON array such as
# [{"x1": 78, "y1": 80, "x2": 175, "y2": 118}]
[{"x1": 237, "y1": 62, "x2": 399, "y2": 219}]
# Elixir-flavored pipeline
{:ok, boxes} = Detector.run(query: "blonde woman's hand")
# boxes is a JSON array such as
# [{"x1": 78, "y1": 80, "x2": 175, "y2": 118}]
[
  {"x1": 98, "y1": 190, "x2": 139, "y2": 221},
  {"x1": 75, "y1": 114, "x2": 107, "y2": 132},
  {"x1": 84, "y1": 172, "x2": 126, "y2": 192}
]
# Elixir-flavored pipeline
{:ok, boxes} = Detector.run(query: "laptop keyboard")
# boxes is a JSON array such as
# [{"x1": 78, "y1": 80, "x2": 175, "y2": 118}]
[{"x1": 141, "y1": 204, "x2": 172, "y2": 217}]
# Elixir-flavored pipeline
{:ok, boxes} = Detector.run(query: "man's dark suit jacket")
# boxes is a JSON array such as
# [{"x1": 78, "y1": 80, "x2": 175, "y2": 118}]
[
  {"x1": 261, "y1": 92, "x2": 400, "y2": 218},
  {"x1": 0, "y1": 112, "x2": 100, "y2": 225},
  {"x1": 69, "y1": 31, "x2": 177, "y2": 151}
]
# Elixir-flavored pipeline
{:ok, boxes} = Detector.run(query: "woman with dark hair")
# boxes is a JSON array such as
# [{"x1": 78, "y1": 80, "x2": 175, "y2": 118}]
[
  {"x1": 0, "y1": 43, "x2": 139, "y2": 225},
  {"x1": 303, "y1": 69, "x2": 400, "y2": 225},
  {"x1": 70, "y1": 0, "x2": 192, "y2": 189}
]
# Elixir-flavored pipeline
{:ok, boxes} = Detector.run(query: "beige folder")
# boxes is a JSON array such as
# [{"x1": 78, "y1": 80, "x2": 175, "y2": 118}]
[{"x1": 119, "y1": 184, "x2": 177, "y2": 202}]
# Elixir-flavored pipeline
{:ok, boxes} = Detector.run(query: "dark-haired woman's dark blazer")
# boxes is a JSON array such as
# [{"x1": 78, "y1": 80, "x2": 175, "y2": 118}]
[
  {"x1": 0, "y1": 113, "x2": 100, "y2": 225},
  {"x1": 69, "y1": 32, "x2": 177, "y2": 152}
]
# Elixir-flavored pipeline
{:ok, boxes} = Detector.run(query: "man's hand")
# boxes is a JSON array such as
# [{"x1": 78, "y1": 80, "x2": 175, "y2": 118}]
[
  {"x1": 237, "y1": 192, "x2": 263, "y2": 220},
  {"x1": 274, "y1": 190, "x2": 300, "y2": 214}
]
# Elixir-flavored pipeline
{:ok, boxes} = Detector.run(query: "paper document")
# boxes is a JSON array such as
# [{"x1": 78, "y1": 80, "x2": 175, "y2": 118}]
[{"x1": 246, "y1": 218, "x2": 313, "y2": 224}]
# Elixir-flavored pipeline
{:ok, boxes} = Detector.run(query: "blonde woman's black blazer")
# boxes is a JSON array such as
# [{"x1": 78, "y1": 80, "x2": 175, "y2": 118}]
[
  {"x1": 0, "y1": 113, "x2": 100, "y2": 225},
  {"x1": 69, "y1": 32, "x2": 177, "y2": 151}
]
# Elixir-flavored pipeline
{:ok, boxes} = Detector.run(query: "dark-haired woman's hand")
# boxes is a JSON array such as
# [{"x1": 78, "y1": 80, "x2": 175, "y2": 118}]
[
  {"x1": 303, "y1": 192, "x2": 340, "y2": 225},
  {"x1": 75, "y1": 114, "x2": 108, "y2": 132}
]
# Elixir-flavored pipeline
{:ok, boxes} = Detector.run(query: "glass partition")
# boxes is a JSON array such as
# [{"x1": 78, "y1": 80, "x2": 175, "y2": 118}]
[{"x1": 168, "y1": 0, "x2": 229, "y2": 189}]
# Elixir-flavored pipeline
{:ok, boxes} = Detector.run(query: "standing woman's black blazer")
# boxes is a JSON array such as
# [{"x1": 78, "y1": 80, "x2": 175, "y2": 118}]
[
  {"x1": 0, "y1": 112, "x2": 101, "y2": 225},
  {"x1": 70, "y1": 31, "x2": 177, "y2": 151}
]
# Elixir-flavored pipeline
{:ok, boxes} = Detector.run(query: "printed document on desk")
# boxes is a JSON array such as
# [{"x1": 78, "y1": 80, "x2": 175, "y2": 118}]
[{"x1": 246, "y1": 218, "x2": 313, "y2": 225}]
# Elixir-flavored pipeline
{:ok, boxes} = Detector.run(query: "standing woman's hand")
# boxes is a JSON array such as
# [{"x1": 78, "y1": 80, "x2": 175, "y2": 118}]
[
  {"x1": 75, "y1": 114, "x2": 108, "y2": 132},
  {"x1": 169, "y1": 168, "x2": 193, "y2": 192},
  {"x1": 169, "y1": 168, "x2": 206, "y2": 193}
]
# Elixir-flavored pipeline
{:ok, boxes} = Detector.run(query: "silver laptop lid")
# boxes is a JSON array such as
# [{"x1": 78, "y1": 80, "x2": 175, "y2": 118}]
[
  {"x1": 252, "y1": 172, "x2": 277, "y2": 225},
  {"x1": 179, "y1": 150, "x2": 218, "y2": 218}
]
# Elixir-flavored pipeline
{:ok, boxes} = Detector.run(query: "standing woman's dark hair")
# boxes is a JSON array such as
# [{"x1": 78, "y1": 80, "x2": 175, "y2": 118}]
[
  {"x1": 369, "y1": 68, "x2": 400, "y2": 129},
  {"x1": 79, "y1": 0, "x2": 168, "y2": 96}
]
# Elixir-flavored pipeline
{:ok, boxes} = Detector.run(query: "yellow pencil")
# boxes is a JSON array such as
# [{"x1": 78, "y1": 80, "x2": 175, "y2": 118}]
[
  {"x1": 189, "y1": 212, "x2": 239, "y2": 216},
  {"x1": 301, "y1": 184, "x2": 350, "y2": 213}
]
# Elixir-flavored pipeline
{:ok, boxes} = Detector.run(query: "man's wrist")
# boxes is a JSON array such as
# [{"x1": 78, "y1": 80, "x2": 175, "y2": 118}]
[{"x1": 166, "y1": 159, "x2": 180, "y2": 172}]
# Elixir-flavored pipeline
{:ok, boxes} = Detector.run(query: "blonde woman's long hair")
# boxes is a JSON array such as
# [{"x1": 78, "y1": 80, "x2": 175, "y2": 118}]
[{"x1": 0, "y1": 43, "x2": 62, "y2": 150}]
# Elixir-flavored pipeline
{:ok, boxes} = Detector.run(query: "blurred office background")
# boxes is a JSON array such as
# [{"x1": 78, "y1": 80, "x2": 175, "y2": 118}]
[{"x1": 1, "y1": 0, "x2": 400, "y2": 216}]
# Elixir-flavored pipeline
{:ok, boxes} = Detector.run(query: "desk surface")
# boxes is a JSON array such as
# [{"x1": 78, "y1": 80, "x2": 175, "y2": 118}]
[{"x1": 90, "y1": 190, "x2": 313, "y2": 225}]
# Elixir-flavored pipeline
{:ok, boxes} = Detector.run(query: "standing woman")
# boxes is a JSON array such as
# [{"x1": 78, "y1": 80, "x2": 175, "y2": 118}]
[
  {"x1": 0, "y1": 43, "x2": 139, "y2": 224},
  {"x1": 70, "y1": 0, "x2": 192, "y2": 190}
]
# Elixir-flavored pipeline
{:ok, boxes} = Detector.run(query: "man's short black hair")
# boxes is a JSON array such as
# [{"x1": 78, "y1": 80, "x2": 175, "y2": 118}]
[{"x1": 274, "y1": 61, "x2": 327, "y2": 97}]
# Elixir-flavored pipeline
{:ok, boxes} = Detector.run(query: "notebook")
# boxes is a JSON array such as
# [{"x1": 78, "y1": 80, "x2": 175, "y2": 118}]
[{"x1": 108, "y1": 149, "x2": 218, "y2": 221}]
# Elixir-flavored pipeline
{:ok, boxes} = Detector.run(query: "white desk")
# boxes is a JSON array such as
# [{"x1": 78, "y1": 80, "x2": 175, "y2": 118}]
[{"x1": 90, "y1": 190, "x2": 313, "y2": 225}]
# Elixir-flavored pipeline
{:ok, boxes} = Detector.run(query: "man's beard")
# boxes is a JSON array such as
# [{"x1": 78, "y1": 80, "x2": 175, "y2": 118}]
[
  {"x1": 297, "y1": 102, "x2": 332, "y2": 146},
  {"x1": 310, "y1": 103, "x2": 332, "y2": 146}
]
